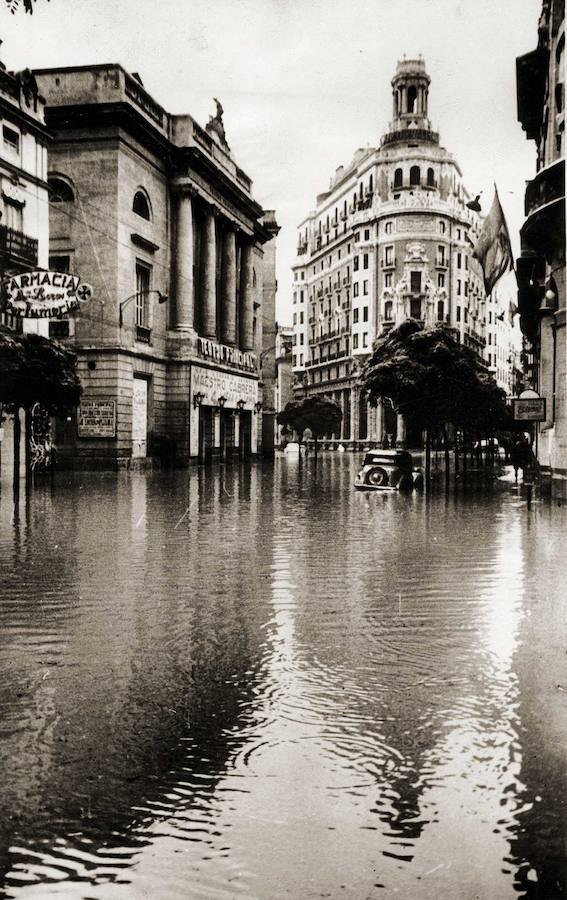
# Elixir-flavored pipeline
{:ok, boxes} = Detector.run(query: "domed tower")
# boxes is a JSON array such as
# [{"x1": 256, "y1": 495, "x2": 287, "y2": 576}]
[{"x1": 382, "y1": 57, "x2": 438, "y2": 147}]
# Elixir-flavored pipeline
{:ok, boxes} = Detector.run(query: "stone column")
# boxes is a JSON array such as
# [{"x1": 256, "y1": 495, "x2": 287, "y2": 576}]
[
  {"x1": 200, "y1": 209, "x2": 217, "y2": 339},
  {"x1": 239, "y1": 242, "x2": 254, "y2": 351},
  {"x1": 221, "y1": 228, "x2": 237, "y2": 345},
  {"x1": 173, "y1": 191, "x2": 194, "y2": 331},
  {"x1": 350, "y1": 386, "x2": 360, "y2": 442},
  {"x1": 396, "y1": 412, "x2": 406, "y2": 448}
]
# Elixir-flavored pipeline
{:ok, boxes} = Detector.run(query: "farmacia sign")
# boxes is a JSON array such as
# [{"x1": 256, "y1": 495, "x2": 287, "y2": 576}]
[{"x1": 2, "y1": 270, "x2": 93, "y2": 318}]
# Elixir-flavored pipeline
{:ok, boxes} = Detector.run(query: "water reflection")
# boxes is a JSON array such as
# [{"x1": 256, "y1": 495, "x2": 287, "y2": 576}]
[{"x1": 0, "y1": 457, "x2": 565, "y2": 898}]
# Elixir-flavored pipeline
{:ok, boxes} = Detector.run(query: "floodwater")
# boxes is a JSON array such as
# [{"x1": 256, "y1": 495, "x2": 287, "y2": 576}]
[{"x1": 0, "y1": 456, "x2": 566, "y2": 900}]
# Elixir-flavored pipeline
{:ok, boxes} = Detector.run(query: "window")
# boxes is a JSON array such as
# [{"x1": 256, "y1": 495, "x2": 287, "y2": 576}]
[
  {"x1": 293, "y1": 313, "x2": 297, "y2": 325},
  {"x1": 410, "y1": 271, "x2": 422, "y2": 294},
  {"x1": 363, "y1": 280, "x2": 368, "y2": 295},
  {"x1": 363, "y1": 253, "x2": 369, "y2": 269},
  {"x1": 3, "y1": 125, "x2": 20, "y2": 153},
  {"x1": 393, "y1": 168, "x2": 404, "y2": 189},
  {"x1": 363, "y1": 306, "x2": 368, "y2": 322},
  {"x1": 135, "y1": 261, "x2": 151, "y2": 330},
  {"x1": 133, "y1": 190, "x2": 151, "y2": 220},
  {"x1": 49, "y1": 255, "x2": 71, "y2": 273},
  {"x1": 385, "y1": 221, "x2": 393, "y2": 234},
  {"x1": 457, "y1": 280, "x2": 462, "y2": 296},
  {"x1": 384, "y1": 300, "x2": 393, "y2": 320},
  {"x1": 410, "y1": 165, "x2": 421, "y2": 186},
  {"x1": 353, "y1": 334, "x2": 359, "y2": 350},
  {"x1": 49, "y1": 320, "x2": 70, "y2": 339},
  {"x1": 362, "y1": 332, "x2": 368, "y2": 348},
  {"x1": 3, "y1": 199, "x2": 22, "y2": 232},
  {"x1": 299, "y1": 354, "x2": 304, "y2": 366},
  {"x1": 48, "y1": 177, "x2": 75, "y2": 203},
  {"x1": 410, "y1": 298, "x2": 421, "y2": 319},
  {"x1": 427, "y1": 167, "x2": 435, "y2": 187},
  {"x1": 353, "y1": 283, "x2": 359, "y2": 298},
  {"x1": 300, "y1": 334, "x2": 304, "y2": 345},
  {"x1": 456, "y1": 306, "x2": 461, "y2": 322},
  {"x1": 439, "y1": 220, "x2": 446, "y2": 234},
  {"x1": 438, "y1": 273, "x2": 445, "y2": 288},
  {"x1": 353, "y1": 256, "x2": 359, "y2": 272},
  {"x1": 385, "y1": 245, "x2": 394, "y2": 265},
  {"x1": 457, "y1": 252, "x2": 462, "y2": 268},
  {"x1": 437, "y1": 300, "x2": 444, "y2": 321},
  {"x1": 300, "y1": 311, "x2": 304, "y2": 324},
  {"x1": 301, "y1": 271, "x2": 305, "y2": 280},
  {"x1": 353, "y1": 307, "x2": 359, "y2": 323},
  {"x1": 464, "y1": 309, "x2": 468, "y2": 323},
  {"x1": 300, "y1": 290, "x2": 304, "y2": 302},
  {"x1": 364, "y1": 229, "x2": 370, "y2": 241}
]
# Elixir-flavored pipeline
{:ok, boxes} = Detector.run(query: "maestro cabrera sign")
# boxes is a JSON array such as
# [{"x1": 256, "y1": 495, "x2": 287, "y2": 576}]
[{"x1": 2, "y1": 270, "x2": 93, "y2": 319}]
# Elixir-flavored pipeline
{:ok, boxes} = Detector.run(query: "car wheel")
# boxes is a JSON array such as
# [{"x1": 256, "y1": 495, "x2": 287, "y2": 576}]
[{"x1": 367, "y1": 467, "x2": 388, "y2": 487}]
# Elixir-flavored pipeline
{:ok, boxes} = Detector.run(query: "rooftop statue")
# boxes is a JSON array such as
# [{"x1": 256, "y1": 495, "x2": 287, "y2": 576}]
[{"x1": 206, "y1": 96, "x2": 230, "y2": 150}]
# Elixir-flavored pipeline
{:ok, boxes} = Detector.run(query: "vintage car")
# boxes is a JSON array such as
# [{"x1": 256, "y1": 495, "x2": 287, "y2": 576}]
[{"x1": 354, "y1": 449, "x2": 424, "y2": 491}]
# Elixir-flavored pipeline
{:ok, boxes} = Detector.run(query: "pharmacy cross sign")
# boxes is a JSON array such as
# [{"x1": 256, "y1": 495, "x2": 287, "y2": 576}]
[{"x1": 1, "y1": 270, "x2": 94, "y2": 319}]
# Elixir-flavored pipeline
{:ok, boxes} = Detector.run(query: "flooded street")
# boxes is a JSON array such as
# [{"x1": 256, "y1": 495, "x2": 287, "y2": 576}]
[{"x1": 0, "y1": 456, "x2": 566, "y2": 899}]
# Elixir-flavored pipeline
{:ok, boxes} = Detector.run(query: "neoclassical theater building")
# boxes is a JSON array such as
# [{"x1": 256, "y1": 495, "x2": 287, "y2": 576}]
[
  {"x1": 291, "y1": 58, "x2": 489, "y2": 446},
  {"x1": 34, "y1": 64, "x2": 278, "y2": 468}
]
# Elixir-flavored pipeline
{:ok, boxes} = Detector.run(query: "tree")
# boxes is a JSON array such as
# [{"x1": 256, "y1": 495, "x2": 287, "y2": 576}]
[
  {"x1": 361, "y1": 319, "x2": 508, "y2": 485},
  {"x1": 277, "y1": 395, "x2": 342, "y2": 459},
  {"x1": 3, "y1": 0, "x2": 48, "y2": 13},
  {"x1": 0, "y1": 327, "x2": 82, "y2": 483}
]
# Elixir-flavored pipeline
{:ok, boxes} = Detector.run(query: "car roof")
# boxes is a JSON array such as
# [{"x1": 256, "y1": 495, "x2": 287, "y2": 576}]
[{"x1": 363, "y1": 450, "x2": 413, "y2": 463}]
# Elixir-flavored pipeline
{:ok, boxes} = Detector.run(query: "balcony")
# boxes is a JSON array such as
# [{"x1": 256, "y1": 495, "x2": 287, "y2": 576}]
[
  {"x1": 516, "y1": 46, "x2": 549, "y2": 140},
  {"x1": 436, "y1": 256, "x2": 449, "y2": 268},
  {"x1": 296, "y1": 241, "x2": 308, "y2": 256},
  {"x1": 522, "y1": 158, "x2": 565, "y2": 255},
  {"x1": 0, "y1": 224, "x2": 39, "y2": 267}
]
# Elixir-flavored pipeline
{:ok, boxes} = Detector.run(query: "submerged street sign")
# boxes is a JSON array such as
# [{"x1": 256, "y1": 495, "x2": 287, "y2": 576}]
[
  {"x1": 512, "y1": 397, "x2": 547, "y2": 421},
  {"x1": 2, "y1": 270, "x2": 93, "y2": 318}
]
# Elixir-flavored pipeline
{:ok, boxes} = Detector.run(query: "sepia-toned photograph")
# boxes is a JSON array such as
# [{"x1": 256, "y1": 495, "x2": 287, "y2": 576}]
[{"x1": 0, "y1": 0, "x2": 565, "y2": 897}]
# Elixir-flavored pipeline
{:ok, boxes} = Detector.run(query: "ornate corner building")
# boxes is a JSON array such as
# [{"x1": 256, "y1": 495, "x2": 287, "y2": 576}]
[
  {"x1": 516, "y1": 0, "x2": 565, "y2": 498},
  {"x1": 32, "y1": 64, "x2": 278, "y2": 469},
  {"x1": 291, "y1": 58, "x2": 492, "y2": 447}
]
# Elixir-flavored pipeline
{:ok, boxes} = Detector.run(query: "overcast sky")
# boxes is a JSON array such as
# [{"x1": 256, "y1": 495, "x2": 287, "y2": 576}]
[{"x1": 1, "y1": 0, "x2": 541, "y2": 323}]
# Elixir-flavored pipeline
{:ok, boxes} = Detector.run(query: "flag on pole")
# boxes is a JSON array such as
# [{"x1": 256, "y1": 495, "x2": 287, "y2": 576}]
[{"x1": 472, "y1": 187, "x2": 513, "y2": 295}]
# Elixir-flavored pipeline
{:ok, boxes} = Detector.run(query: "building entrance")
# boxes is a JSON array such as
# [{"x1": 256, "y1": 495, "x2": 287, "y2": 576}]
[
  {"x1": 239, "y1": 411, "x2": 252, "y2": 459},
  {"x1": 220, "y1": 410, "x2": 235, "y2": 462},
  {"x1": 132, "y1": 376, "x2": 148, "y2": 458},
  {"x1": 198, "y1": 406, "x2": 214, "y2": 464}
]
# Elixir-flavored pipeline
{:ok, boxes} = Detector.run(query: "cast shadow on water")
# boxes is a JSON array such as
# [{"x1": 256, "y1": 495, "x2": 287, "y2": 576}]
[{"x1": 0, "y1": 457, "x2": 565, "y2": 898}]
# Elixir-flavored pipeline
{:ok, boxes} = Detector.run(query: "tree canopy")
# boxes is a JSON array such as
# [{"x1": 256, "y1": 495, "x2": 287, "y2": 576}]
[
  {"x1": 277, "y1": 395, "x2": 342, "y2": 443},
  {"x1": 0, "y1": 327, "x2": 82, "y2": 416},
  {"x1": 361, "y1": 319, "x2": 509, "y2": 434}
]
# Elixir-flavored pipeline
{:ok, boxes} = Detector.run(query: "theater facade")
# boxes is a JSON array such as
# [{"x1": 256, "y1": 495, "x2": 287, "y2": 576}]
[{"x1": 34, "y1": 64, "x2": 278, "y2": 468}]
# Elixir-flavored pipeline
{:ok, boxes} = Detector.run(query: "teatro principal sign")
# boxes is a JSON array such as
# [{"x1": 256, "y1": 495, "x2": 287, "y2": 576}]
[
  {"x1": 2, "y1": 270, "x2": 93, "y2": 318},
  {"x1": 197, "y1": 336, "x2": 257, "y2": 372}
]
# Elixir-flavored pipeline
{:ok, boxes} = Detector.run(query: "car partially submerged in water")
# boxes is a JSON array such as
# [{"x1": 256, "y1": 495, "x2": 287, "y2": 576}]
[{"x1": 354, "y1": 449, "x2": 424, "y2": 491}]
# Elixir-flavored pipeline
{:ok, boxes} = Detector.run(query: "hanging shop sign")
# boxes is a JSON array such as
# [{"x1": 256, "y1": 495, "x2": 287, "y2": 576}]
[
  {"x1": 78, "y1": 399, "x2": 116, "y2": 438},
  {"x1": 512, "y1": 397, "x2": 546, "y2": 422},
  {"x1": 1, "y1": 270, "x2": 93, "y2": 319},
  {"x1": 197, "y1": 336, "x2": 257, "y2": 372}
]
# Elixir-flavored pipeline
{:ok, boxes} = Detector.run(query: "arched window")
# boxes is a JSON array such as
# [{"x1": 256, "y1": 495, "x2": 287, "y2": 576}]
[
  {"x1": 132, "y1": 189, "x2": 151, "y2": 220},
  {"x1": 427, "y1": 167, "x2": 435, "y2": 187},
  {"x1": 410, "y1": 166, "x2": 421, "y2": 186},
  {"x1": 394, "y1": 168, "x2": 403, "y2": 188},
  {"x1": 407, "y1": 85, "x2": 417, "y2": 113},
  {"x1": 384, "y1": 300, "x2": 393, "y2": 321},
  {"x1": 437, "y1": 300, "x2": 444, "y2": 321},
  {"x1": 48, "y1": 176, "x2": 74, "y2": 203}
]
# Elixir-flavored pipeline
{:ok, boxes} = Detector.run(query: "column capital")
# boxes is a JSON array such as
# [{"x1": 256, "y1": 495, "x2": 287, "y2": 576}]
[{"x1": 171, "y1": 179, "x2": 199, "y2": 199}]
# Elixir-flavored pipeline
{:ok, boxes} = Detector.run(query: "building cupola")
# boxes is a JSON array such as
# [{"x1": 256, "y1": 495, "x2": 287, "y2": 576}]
[{"x1": 381, "y1": 57, "x2": 439, "y2": 147}]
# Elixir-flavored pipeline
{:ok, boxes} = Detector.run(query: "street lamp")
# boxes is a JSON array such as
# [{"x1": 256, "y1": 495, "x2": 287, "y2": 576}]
[
  {"x1": 236, "y1": 399, "x2": 246, "y2": 411},
  {"x1": 193, "y1": 391, "x2": 205, "y2": 409},
  {"x1": 118, "y1": 290, "x2": 168, "y2": 327},
  {"x1": 217, "y1": 396, "x2": 227, "y2": 409},
  {"x1": 254, "y1": 401, "x2": 263, "y2": 415}
]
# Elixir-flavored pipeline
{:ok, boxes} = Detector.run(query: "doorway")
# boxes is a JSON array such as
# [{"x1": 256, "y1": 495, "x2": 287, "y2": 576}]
[{"x1": 132, "y1": 376, "x2": 148, "y2": 458}]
